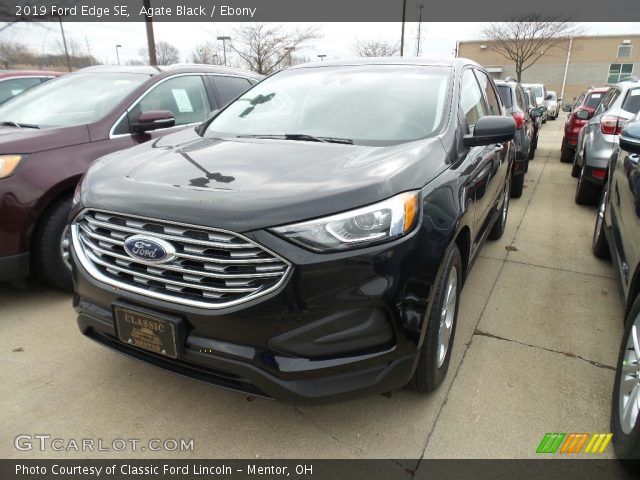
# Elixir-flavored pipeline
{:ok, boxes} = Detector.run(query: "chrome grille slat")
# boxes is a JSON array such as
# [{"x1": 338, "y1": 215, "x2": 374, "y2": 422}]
[{"x1": 72, "y1": 209, "x2": 292, "y2": 309}]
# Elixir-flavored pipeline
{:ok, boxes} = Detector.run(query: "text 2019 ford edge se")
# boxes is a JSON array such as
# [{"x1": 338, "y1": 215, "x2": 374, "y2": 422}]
[{"x1": 70, "y1": 58, "x2": 516, "y2": 404}]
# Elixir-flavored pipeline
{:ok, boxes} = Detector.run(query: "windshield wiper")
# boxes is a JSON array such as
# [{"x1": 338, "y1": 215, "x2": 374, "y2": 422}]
[
  {"x1": 237, "y1": 134, "x2": 353, "y2": 145},
  {"x1": 0, "y1": 121, "x2": 39, "y2": 129}
]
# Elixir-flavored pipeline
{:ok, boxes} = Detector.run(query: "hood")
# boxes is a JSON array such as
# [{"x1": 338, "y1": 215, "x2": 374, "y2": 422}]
[
  {"x1": 0, "y1": 124, "x2": 90, "y2": 153},
  {"x1": 81, "y1": 128, "x2": 448, "y2": 232}
]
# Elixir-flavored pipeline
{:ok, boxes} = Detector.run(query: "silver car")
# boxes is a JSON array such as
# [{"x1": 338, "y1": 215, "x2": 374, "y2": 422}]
[
  {"x1": 573, "y1": 79, "x2": 640, "y2": 205},
  {"x1": 522, "y1": 83, "x2": 549, "y2": 123},
  {"x1": 546, "y1": 90, "x2": 559, "y2": 120}
]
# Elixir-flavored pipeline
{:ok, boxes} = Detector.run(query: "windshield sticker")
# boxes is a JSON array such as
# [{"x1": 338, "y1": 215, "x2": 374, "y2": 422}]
[{"x1": 172, "y1": 89, "x2": 193, "y2": 113}]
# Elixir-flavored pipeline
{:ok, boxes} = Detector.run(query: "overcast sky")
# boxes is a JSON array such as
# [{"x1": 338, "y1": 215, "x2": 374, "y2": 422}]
[{"x1": 3, "y1": 21, "x2": 640, "y2": 66}]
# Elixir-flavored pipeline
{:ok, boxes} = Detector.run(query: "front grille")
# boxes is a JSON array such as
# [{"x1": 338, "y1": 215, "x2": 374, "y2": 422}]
[{"x1": 72, "y1": 209, "x2": 291, "y2": 308}]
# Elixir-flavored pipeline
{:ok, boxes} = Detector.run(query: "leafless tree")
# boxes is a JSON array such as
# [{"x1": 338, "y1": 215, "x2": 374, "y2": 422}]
[
  {"x1": 229, "y1": 23, "x2": 320, "y2": 75},
  {"x1": 481, "y1": 15, "x2": 580, "y2": 82},
  {"x1": 139, "y1": 40, "x2": 179, "y2": 65},
  {"x1": 352, "y1": 39, "x2": 400, "y2": 57},
  {"x1": 191, "y1": 42, "x2": 221, "y2": 65},
  {"x1": 0, "y1": 41, "x2": 36, "y2": 68}
]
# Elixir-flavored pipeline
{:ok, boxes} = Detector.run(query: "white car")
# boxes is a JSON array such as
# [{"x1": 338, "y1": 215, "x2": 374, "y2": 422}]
[
  {"x1": 522, "y1": 83, "x2": 549, "y2": 123},
  {"x1": 546, "y1": 90, "x2": 559, "y2": 120}
]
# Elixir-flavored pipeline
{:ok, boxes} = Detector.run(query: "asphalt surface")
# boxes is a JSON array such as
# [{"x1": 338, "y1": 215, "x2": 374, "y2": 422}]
[{"x1": 0, "y1": 119, "x2": 625, "y2": 460}]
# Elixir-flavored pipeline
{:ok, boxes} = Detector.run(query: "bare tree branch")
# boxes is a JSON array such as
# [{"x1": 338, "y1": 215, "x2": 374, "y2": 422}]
[
  {"x1": 139, "y1": 40, "x2": 179, "y2": 65},
  {"x1": 352, "y1": 39, "x2": 400, "y2": 57},
  {"x1": 481, "y1": 15, "x2": 581, "y2": 82}
]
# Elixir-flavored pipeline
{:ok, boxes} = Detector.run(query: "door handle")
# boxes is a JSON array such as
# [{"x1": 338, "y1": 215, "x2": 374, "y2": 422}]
[
  {"x1": 494, "y1": 144, "x2": 504, "y2": 152},
  {"x1": 630, "y1": 153, "x2": 639, "y2": 165}
]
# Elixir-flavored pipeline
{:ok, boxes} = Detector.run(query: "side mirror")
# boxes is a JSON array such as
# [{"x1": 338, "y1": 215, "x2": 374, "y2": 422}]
[
  {"x1": 562, "y1": 105, "x2": 572, "y2": 113},
  {"x1": 545, "y1": 94, "x2": 553, "y2": 101},
  {"x1": 575, "y1": 110, "x2": 590, "y2": 120},
  {"x1": 619, "y1": 123, "x2": 640, "y2": 154},
  {"x1": 130, "y1": 110, "x2": 175, "y2": 133},
  {"x1": 464, "y1": 116, "x2": 516, "y2": 147},
  {"x1": 530, "y1": 108, "x2": 544, "y2": 118}
]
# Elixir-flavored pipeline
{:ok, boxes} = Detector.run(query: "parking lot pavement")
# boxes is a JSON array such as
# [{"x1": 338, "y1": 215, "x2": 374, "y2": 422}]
[{"x1": 0, "y1": 119, "x2": 624, "y2": 460}]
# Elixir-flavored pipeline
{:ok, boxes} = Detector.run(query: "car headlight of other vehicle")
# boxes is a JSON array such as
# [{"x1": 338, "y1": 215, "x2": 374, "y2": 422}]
[
  {"x1": 0, "y1": 155, "x2": 24, "y2": 179},
  {"x1": 271, "y1": 191, "x2": 420, "y2": 251},
  {"x1": 72, "y1": 176, "x2": 85, "y2": 206}
]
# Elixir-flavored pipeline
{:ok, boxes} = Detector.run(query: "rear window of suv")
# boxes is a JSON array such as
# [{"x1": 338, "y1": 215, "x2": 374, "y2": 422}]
[
  {"x1": 585, "y1": 92, "x2": 604, "y2": 109},
  {"x1": 622, "y1": 88, "x2": 640, "y2": 114},
  {"x1": 496, "y1": 85, "x2": 513, "y2": 108}
]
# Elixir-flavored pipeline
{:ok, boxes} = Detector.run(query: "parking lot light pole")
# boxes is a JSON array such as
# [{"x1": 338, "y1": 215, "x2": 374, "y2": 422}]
[
  {"x1": 317, "y1": 54, "x2": 327, "y2": 61},
  {"x1": 115, "y1": 44, "x2": 122, "y2": 65},
  {"x1": 217, "y1": 36, "x2": 231, "y2": 66}
]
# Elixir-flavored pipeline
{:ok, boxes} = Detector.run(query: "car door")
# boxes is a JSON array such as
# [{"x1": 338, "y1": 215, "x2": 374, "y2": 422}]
[
  {"x1": 459, "y1": 68, "x2": 495, "y2": 241},
  {"x1": 475, "y1": 69, "x2": 508, "y2": 212},
  {"x1": 610, "y1": 127, "x2": 640, "y2": 299}
]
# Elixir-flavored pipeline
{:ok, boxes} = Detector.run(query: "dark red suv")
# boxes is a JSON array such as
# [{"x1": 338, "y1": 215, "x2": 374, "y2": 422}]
[
  {"x1": 0, "y1": 70, "x2": 63, "y2": 104},
  {"x1": 0, "y1": 65, "x2": 261, "y2": 288},
  {"x1": 560, "y1": 86, "x2": 609, "y2": 163}
]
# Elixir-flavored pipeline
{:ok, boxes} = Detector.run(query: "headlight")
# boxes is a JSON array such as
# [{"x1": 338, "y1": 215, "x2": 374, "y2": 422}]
[
  {"x1": 72, "y1": 176, "x2": 85, "y2": 206},
  {"x1": 0, "y1": 155, "x2": 24, "y2": 179},
  {"x1": 271, "y1": 191, "x2": 420, "y2": 252}
]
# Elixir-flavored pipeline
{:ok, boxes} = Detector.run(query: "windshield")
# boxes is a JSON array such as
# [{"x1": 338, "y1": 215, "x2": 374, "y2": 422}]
[
  {"x1": 205, "y1": 65, "x2": 451, "y2": 146},
  {"x1": 0, "y1": 72, "x2": 148, "y2": 128}
]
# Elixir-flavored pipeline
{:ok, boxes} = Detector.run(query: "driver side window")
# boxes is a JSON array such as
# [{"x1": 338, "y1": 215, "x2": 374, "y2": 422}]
[
  {"x1": 460, "y1": 69, "x2": 487, "y2": 130},
  {"x1": 114, "y1": 75, "x2": 211, "y2": 135}
]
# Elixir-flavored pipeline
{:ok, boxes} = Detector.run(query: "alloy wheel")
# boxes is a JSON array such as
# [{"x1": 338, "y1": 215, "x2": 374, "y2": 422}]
[
  {"x1": 437, "y1": 266, "x2": 458, "y2": 367},
  {"x1": 60, "y1": 225, "x2": 72, "y2": 271},
  {"x1": 619, "y1": 312, "x2": 640, "y2": 434}
]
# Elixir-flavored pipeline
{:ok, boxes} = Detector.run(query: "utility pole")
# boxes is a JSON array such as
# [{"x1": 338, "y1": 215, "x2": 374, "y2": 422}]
[
  {"x1": 217, "y1": 36, "x2": 231, "y2": 66},
  {"x1": 58, "y1": 16, "x2": 72, "y2": 72},
  {"x1": 400, "y1": 0, "x2": 407, "y2": 57},
  {"x1": 415, "y1": 3, "x2": 424, "y2": 56},
  {"x1": 143, "y1": 0, "x2": 157, "y2": 65}
]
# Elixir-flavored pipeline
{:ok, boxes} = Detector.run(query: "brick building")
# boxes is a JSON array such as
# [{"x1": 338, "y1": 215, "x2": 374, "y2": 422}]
[{"x1": 457, "y1": 34, "x2": 640, "y2": 104}]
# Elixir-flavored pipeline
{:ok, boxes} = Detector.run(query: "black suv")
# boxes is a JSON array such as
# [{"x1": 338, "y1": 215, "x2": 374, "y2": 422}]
[
  {"x1": 71, "y1": 58, "x2": 516, "y2": 404},
  {"x1": 495, "y1": 78, "x2": 542, "y2": 197},
  {"x1": 592, "y1": 112, "x2": 640, "y2": 459}
]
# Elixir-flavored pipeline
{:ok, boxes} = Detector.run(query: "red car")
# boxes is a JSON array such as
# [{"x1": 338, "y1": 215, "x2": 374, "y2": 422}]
[
  {"x1": 0, "y1": 70, "x2": 63, "y2": 104},
  {"x1": 0, "y1": 65, "x2": 261, "y2": 289},
  {"x1": 560, "y1": 86, "x2": 609, "y2": 163}
]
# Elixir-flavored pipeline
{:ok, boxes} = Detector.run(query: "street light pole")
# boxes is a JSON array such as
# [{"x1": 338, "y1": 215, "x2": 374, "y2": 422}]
[
  {"x1": 317, "y1": 54, "x2": 326, "y2": 61},
  {"x1": 115, "y1": 44, "x2": 122, "y2": 65},
  {"x1": 217, "y1": 36, "x2": 231, "y2": 66}
]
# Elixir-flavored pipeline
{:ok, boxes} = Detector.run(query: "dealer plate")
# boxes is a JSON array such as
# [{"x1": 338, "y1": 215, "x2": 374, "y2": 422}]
[{"x1": 114, "y1": 306, "x2": 178, "y2": 359}]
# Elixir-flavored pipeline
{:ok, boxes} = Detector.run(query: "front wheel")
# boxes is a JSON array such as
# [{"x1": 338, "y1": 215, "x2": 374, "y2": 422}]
[
  {"x1": 33, "y1": 197, "x2": 73, "y2": 290},
  {"x1": 611, "y1": 295, "x2": 640, "y2": 460},
  {"x1": 560, "y1": 142, "x2": 574, "y2": 163},
  {"x1": 488, "y1": 177, "x2": 510, "y2": 240},
  {"x1": 409, "y1": 245, "x2": 462, "y2": 392}
]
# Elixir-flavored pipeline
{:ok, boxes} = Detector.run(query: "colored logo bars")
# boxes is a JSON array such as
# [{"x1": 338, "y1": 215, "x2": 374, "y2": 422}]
[{"x1": 536, "y1": 433, "x2": 613, "y2": 454}]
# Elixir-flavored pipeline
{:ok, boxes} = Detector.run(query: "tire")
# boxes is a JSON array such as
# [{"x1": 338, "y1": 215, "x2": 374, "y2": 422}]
[
  {"x1": 611, "y1": 295, "x2": 640, "y2": 460},
  {"x1": 592, "y1": 186, "x2": 610, "y2": 259},
  {"x1": 32, "y1": 197, "x2": 73, "y2": 290},
  {"x1": 510, "y1": 172, "x2": 525, "y2": 198},
  {"x1": 575, "y1": 162, "x2": 601, "y2": 206},
  {"x1": 410, "y1": 245, "x2": 462, "y2": 392},
  {"x1": 560, "y1": 143, "x2": 574, "y2": 163},
  {"x1": 571, "y1": 159, "x2": 581, "y2": 178},
  {"x1": 488, "y1": 177, "x2": 510, "y2": 240}
]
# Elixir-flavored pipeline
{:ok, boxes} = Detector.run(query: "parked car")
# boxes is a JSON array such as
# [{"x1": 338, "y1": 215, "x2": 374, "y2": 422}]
[
  {"x1": 560, "y1": 86, "x2": 609, "y2": 163},
  {"x1": 0, "y1": 70, "x2": 63, "y2": 104},
  {"x1": 522, "y1": 83, "x2": 549, "y2": 123},
  {"x1": 573, "y1": 80, "x2": 640, "y2": 205},
  {"x1": 70, "y1": 58, "x2": 517, "y2": 404},
  {"x1": 591, "y1": 112, "x2": 640, "y2": 459},
  {"x1": 0, "y1": 64, "x2": 262, "y2": 289},
  {"x1": 495, "y1": 78, "x2": 542, "y2": 196},
  {"x1": 523, "y1": 87, "x2": 542, "y2": 157},
  {"x1": 546, "y1": 90, "x2": 559, "y2": 119}
]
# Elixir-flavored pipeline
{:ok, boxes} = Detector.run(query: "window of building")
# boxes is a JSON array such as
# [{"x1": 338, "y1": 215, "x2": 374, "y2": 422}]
[
  {"x1": 618, "y1": 44, "x2": 632, "y2": 58},
  {"x1": 607, "y1": 63, "x2": 634, "y2": 84}
]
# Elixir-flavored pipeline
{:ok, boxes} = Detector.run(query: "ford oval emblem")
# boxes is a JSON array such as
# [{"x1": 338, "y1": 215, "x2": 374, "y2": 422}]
[{"x1": 123, "y1": 235, "x2": 177, "y2": 264}]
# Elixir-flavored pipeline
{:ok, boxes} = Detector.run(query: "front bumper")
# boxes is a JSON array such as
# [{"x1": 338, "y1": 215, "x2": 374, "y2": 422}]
[{"x1": 72, "y1": 226, "x2": 443, "y2": 404}]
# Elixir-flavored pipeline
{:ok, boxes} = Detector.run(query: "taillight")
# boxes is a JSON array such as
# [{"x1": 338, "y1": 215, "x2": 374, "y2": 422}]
[
  {"x1": 600, "y1": 115, "x2": 627, "y2": 135},
  {"x1": 512, "y1": 112, "x2": 525, "y2": 130}
]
